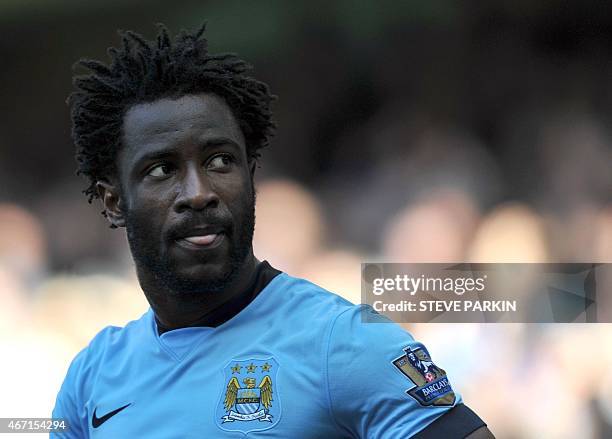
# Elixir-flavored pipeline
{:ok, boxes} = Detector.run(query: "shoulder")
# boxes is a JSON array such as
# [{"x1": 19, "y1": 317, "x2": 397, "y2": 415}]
[
  {"x1": 271, "y1": 272, "x2": 354, "y2": 306},
  {"x1": 326, "y1": 304, "x2": 459, "y2": 402},
  {"x1": 267, "y1": 272, "x2": 356, "y2": 321},
  {"x1": 325, "y1": 304, "x2": 427, "y2": 378},
  {"x1": 270, "y1": 273, "x2": 416, "y2": 350},
  {"x1": 52, "y1": 312, "x2": 150, "y2": 435},
  {"x1": 324, "y1": 305, "x2": 464, "y2": 437},
  {"x1": 64, "y1": 310, "x2": 151, "y2": 381}
]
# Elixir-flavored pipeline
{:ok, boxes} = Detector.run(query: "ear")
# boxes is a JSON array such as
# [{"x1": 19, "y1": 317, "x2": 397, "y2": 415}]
[{"x1": 96, "y1": 180, "x2": 126, "y2": 228}]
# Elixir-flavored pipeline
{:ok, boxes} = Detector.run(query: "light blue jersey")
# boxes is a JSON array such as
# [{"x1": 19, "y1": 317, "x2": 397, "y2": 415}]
[{"x1": 52, "y1": 272, "x2": 461, "y2": 438}]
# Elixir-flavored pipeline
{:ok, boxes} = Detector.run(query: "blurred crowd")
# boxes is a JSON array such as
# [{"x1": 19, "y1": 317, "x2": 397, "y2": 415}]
[
  {"x1": 2, "y1": 156, "x2": 612, "y2": 437},
  {"x1": 2, "y1": 1, "x2": 612, "y2": 438}
]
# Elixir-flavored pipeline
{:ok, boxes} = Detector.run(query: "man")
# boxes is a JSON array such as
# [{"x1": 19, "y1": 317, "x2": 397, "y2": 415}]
[{"x1": 52, "y1": 24, "x2": 493, "y2": 438}]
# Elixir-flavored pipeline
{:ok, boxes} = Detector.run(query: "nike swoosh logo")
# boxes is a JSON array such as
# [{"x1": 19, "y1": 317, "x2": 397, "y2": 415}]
[{"x1": 92, "y1": 403, "x2": 131, "y2": 428}]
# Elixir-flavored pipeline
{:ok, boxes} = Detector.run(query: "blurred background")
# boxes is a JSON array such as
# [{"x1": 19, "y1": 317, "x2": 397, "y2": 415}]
[{"x1": 1, "y1": 1, "x2": 612, "y2": 437}]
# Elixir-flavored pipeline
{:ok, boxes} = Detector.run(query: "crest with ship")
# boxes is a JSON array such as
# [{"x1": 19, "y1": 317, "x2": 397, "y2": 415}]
[{"x1": 217, "y1": 358, "x2": 281, "y2": 433}]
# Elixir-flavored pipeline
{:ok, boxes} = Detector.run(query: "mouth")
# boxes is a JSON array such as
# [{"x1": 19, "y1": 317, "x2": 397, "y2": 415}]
[
  {"x1": 175, "y1": 233, "x2": 225, "y2": 251},
  {"x1": 173, "y1": 226, "x2": 226, "y2": 251}
]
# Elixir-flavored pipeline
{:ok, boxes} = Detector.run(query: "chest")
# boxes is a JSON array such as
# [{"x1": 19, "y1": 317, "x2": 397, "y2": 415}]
[{"x1": 85, "y1": 343, "x2": 339, "y2": 438}]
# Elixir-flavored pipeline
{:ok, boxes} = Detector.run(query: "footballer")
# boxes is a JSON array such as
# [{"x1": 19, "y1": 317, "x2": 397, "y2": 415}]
[{"x1": 52, "y1": 24, "x2": 493, "y2": 438}]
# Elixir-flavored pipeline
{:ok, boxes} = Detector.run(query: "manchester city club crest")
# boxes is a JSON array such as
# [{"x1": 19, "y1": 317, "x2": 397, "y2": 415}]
[
  {"x1": 216, "y1": 357, "x2": 281, "y2": 433},
  {"x1": 392, "y1": 345, "x2": 455, "y2": 406}
]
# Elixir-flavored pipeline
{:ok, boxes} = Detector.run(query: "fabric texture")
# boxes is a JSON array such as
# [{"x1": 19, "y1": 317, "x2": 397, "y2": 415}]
[{"x1": 52, "y1": 270, "x2": 463, "y2": 438}]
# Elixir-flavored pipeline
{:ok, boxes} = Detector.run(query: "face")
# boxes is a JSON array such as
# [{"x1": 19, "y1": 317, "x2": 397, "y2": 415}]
[{"x1": 105, "y1": 93, "x2": 256, "y2": 296}]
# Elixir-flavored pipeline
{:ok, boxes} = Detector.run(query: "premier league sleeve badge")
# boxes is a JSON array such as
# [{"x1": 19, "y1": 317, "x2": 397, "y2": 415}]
[
  {"x1": 392, "y1": 345, "x2": 456, "y2": 407},
  {"x1": 216, "y1": 357, "x2": 281, "y2": 433}
]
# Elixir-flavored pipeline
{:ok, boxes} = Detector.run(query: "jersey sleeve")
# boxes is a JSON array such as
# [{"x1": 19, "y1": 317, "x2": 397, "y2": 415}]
[
  {"x1": 325, "y1": 305, "x2": 462, "y2": 438},
  {"x1": 51, "y1": 348, "x2": 89, "y2": 438}
]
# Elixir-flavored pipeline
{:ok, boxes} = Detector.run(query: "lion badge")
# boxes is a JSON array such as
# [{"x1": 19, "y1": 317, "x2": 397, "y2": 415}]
[{"x1": 392, "y1": 345, "x2": 455, "y2": 406}]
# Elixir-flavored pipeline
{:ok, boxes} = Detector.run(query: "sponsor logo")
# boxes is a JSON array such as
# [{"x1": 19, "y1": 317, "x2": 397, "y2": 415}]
[{"x1": 392, "y1": 346, "x2": 455, "y2": 406}]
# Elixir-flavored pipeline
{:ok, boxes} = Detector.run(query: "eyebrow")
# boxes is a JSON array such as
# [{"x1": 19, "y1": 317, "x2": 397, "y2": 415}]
[{"x1": 131, "y1": 137, "x2": 241, "y2": 168}]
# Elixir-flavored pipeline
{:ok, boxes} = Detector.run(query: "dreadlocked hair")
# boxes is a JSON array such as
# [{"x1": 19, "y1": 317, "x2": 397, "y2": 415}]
[{"x1": 69, "y1": 23, "x2": 276, "y2": 203}]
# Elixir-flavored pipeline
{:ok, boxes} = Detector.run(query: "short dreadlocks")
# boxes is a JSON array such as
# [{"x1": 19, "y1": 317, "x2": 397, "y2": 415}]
[{"x1": 70, "y1": 23, "x2": 276, "y2": 203}]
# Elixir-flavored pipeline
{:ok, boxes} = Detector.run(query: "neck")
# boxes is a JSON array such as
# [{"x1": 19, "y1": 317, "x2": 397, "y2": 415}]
[{"x1": 139, "y1": 254, "x2": 260, "y2": 332}]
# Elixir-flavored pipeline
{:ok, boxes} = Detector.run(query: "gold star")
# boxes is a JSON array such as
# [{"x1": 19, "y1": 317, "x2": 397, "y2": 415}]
[
  {"x1": 261, "y1": 362, "x2": 272, "y2": 372},
  {"x1": 246, "y1": 363, "x2": 257, "y2": 373},
  {"x1": 231, "y1": 364, "x2": 242, "y2": 374}
]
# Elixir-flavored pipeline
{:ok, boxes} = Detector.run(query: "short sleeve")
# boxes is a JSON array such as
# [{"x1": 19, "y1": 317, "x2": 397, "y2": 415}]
[
  {"x1": 325, "y1": 305, "x2": 462, "y2": 438},
  {"x1": 51, "y1": 349, "x2": 89, "y2": 438}
]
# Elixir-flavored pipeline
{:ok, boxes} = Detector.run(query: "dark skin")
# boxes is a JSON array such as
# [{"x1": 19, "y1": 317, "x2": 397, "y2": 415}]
[
  {"x1": 97, "y1": 93, "x2": 259, "y2": 331},
  {"x1": 95, "y1": 92, "x2": 494, "y2": 438}
]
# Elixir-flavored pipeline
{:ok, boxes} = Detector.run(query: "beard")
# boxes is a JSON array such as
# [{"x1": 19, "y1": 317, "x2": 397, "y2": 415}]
[{"x1": 125, "y1": 195, "x2": 256, "y2": 297}]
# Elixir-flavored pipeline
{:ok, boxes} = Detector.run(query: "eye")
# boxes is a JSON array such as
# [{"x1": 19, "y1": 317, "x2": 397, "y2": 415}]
[
  {"x1": 147, "y1": 163, "x2": 174, "y2": 178},
  {"x1": 206, "y1": 154, "x2": 234, "y2": 171}
]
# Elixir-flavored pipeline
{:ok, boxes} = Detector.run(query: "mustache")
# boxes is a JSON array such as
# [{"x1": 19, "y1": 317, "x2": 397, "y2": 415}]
[{"x1": 167, "y1": 211, "x2": 233, "y2": 239}]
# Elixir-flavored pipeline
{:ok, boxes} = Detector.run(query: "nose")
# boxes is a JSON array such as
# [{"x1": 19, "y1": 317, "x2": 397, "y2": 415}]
[{"x1": 173, "y1": 165, "x2": 219, "y2": 212}]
